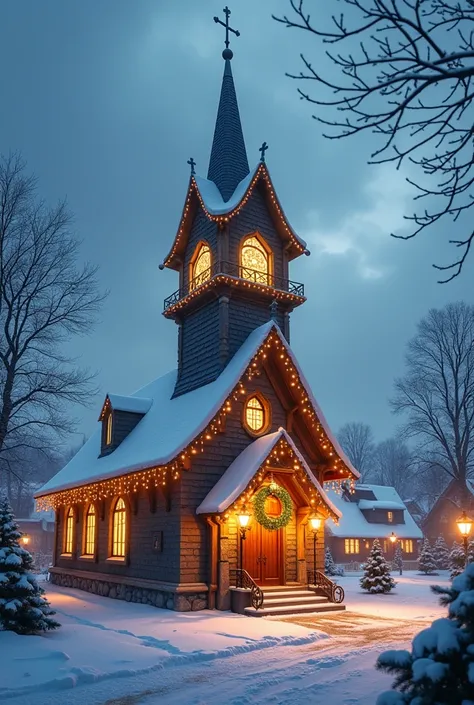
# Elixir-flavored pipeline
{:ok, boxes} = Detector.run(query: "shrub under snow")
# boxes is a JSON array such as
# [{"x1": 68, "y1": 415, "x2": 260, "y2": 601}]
[
  {"x1": 0, "y1": 493, "x2": 59, "y2": 634},
  {"x1": 376, "y1": 562, "x2": 474, "y2": 704},
  {"x1": 360, "y1": 539, "x2": 396, "y2": 594}
]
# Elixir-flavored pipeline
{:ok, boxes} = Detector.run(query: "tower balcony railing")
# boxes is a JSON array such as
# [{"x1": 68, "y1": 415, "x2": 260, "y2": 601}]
[{"x1": 163, "y1": 260, "x2": 305, "y2": 311}]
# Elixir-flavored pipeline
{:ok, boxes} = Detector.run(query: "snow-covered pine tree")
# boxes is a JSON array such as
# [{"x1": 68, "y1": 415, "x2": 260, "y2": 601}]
[
  {"x1": 433, "y1": 536, "x2": 450, "y2": 570},
  {"x1": 376, "y1": 562, "x2": 474, "y2": 704},
  {"x1": 449, "y1": 541, "x2": 466, "y2": 580},
  {"x1": 360, "y1": 539, "x2": 396, "y2": 594},
  {"x1": 467, "y1": 540, "x2": 474, "y2": 565},
  {"x1": 418, "y1": 538, "x2": 438, "y2": 575},
  {"x1": 393, "y1": 543, "x2": 403, "y2": 575},
  {"x1": 0, "y1": 494, "x2": 59, "y2": 634}
]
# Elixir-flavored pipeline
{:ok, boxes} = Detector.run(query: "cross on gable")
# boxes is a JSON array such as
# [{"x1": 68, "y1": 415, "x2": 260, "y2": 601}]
[
  {"x1": 213, "y1": 6, "x2": 240, "y2": 58},
  {"x1": 259, "y1": 142, "x2": 269, "y2": 162},
  {"x1": 187, "y1": 157, "x2": 196, "y2": 175}
]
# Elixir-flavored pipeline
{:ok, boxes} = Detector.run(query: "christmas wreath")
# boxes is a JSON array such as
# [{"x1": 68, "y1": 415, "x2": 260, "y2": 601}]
[{"x1": 253, "y1": 483, "x2": 293, "y2": 531}]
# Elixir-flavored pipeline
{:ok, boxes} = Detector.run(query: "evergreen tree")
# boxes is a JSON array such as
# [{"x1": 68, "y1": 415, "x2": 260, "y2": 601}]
[
  {"x1": 0, "y1": 493, "x2": 59, "y2": 634},
  {"x1": 449, "y1": 541, "x2": 466, "y2": 580},
  {"x1": 393, "y1": 543, "x2": 403, "y2": 575},
  {"x1": 433, "y1": 536, "x2": 450, "y2": 570},
  {"x1": 360, "y1": 539, "x2": 396, "y2": 594},
  {"x1": 324, "y1": 546, "x2": 340, "y2": 576},
  {"x1": 376, "y1": 563, "x2": 474, "y2": 704},
  {"x1": 418, "y1": 538, "x2": 438, "y2": 575}
]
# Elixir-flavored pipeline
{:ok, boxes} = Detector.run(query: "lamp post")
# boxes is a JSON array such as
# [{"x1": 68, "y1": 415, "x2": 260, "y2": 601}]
[
  {"x1": 389, "y1": 531, "x2": 397, "y2": 560},
  {"x1": 456, "y1": 511, "x2": 473, "y2": 562},
  {"x1": 237, "y1": 509, "x2": 251, "y2": 587},
  {"x1": 21, "y1": 534, "x2": 30, "y2": 546},
  {"x1": 309, "y1": 515, "x2": 322, "y2": 583}
]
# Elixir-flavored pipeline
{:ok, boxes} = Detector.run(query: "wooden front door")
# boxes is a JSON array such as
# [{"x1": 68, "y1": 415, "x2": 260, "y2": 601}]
[{"x1": 243, "y1": 495, "x2": 283, "y2": 586}]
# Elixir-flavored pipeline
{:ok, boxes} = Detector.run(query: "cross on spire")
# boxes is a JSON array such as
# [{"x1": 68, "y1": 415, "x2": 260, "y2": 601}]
[
  {"x1": 187, "y1": 157, "x2": 196, "y2": 175},
  {"x1": 259, "y1": 141, "x2": 269, "y2": 163},
  {"x1": 214, "y1": 6, "x2": 240, "y2": 59}
]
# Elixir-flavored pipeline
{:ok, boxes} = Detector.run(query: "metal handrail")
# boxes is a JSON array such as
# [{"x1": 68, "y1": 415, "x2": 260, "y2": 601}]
[
  {"x1": 230, "y1": 568, "x2": 264, "y2": 610},
  {"x1": 307, "y1": 569, "x2": 345, "y2": 604},
  {"x1": 163, "y1": 260, "x2": 305, "y2": 311}
]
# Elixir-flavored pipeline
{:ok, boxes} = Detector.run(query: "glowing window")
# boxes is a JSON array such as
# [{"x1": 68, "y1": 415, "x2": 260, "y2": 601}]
[
  {"x1": 106, "y1": 413, "x2": 113, "y2": 446},
  {"x1": 388, "y1": 511, "x2": 393, "y2": 523},
  {"x1": 245, "y1": 395, "x2": 267, "y2": 434},
  {"x1": 64, "y1": 507, "x2": 74, "y2": 554},
  {"x1": 84, "y1": 504, "x2": 96, "y2": 556},
  {"x1": 344, "y1": 538, "x2": 359, "y2": 554},
  {"x1": 401, "y1": 539, "x2": 413, "y2": 553},
  {"x1": 190, "y1": 243, "x2": 212, "y2": 290},
  {"x1": 240, "y1": 235, "x2": 271, "y2": 285},
  {"x1": 112, "y1": 498, "x2": 126, "y2": 558}
]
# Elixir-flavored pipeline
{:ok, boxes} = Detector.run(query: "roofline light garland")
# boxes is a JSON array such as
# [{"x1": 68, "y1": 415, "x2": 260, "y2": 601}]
[
  {"x1": 36, "y1": 329, "x2": 356, "y2": 511},
  {"x1": 162, "y1": 165, "x2": 307, "y2": 268}
]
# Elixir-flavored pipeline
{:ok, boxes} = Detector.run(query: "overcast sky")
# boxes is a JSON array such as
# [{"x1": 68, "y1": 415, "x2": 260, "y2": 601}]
[{"x1": 0, "y1": 0, "x2": 472, "y2": 449}]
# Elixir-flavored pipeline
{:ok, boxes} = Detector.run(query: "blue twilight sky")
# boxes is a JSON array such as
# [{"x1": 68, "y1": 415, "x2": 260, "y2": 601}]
[{"x1": 0, "y1": 1, "x2": 472, "y2": 448}]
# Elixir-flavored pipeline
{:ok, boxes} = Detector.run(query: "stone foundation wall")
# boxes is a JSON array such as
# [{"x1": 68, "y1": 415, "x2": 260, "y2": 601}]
[{"x1": 51, "y1": 572, "x2": 208, "y2": 612}]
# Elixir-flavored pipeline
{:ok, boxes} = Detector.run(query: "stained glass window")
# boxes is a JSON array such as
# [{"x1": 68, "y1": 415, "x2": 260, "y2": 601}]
[
  {"x1": 84, "y1": 504, "x2": 96, "y2": 556},
  {"x1": 112, "y1": 498, "x2": 126, "y2": 558},
  {"x1": 245, "y1": 395, "x2": 265, "y2": 433},
  {"x1": 64, "y1": 507, "x2": 74, "y2": 554},
  {"x1": 190, "y1": 244, "x2": 212, "y2": 290},
  {"x1": 240, "y1": 235, "x2": 270, "y2": 285}
]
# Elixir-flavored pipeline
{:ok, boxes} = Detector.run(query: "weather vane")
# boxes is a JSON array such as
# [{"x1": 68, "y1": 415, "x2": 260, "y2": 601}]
[{"x1": 213, "y1": 6, "x2": 240, "y2": 60}]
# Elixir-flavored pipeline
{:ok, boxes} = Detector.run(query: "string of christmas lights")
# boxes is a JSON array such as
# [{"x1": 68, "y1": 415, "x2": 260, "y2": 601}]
[{"x1": 37, "y1": 329, "x2": 357, "y2": 511}]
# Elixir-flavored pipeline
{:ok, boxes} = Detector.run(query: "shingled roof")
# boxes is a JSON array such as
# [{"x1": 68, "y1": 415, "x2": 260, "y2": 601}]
[{"x1": 207, "y1": 58, "x2": 249, "y2": 201}]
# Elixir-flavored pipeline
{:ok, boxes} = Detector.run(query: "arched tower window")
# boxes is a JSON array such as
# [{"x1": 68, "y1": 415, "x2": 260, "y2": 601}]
[
  {"x1": 243, "y1": 393, "x2": 271, "y2": 436},
  {"x1": 84, "y1": 504, "x2": 96, "y2": 556},
  {"x1": 111, "y1": 497, "x2": 127, "y2": 558},
  {"x1": 190, "y1": 242, "x2": 212, "y2": 291},
  {"x1": 240, "y1": 234, "x2": 272, "y2": 285},
  {"x1": 106, "y1": 413, "x2": 113, "y2": 446},
  {"x1": 64, "y1": 507, "x2": 74, "y2": 554}
]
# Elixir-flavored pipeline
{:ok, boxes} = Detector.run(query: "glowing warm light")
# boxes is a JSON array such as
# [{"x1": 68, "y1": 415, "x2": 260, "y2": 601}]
[
  {"x1": 241, "y1": 235, "x2": 270, "y2": 285},
  {"x1": 389, "y1": 532, "x2": 397, "y2": 543},
  {"x1": 64, "y1": 507, "x2": 74, "y2": 554},
  {"x1": 457, "y1": 511, "x2": 473, "y2": 537},
  {"x1": 21, "y1": 534, "x2": 30, "y2": 545},
  {"x1": 245, "y1": 395, "x2": 266, "y2": 433},
  {"x1": 106, "y1": 413, "x2": 113, "y2": 445},
  {"x1": 309, "y1": 516, "x2": 322, "y2": 532},
  {"x1": 238, "y1": 511, "x2": 251, "y2": 529},
  {"x1": 190, "y1": 243, "x2": 212, "y2": 291},
  {"x1": 84, "y1": 504, "x2": 96, "y2": 556},
  {"x1": 112, "y1": 498, "x2": 126, "y2": 557}
]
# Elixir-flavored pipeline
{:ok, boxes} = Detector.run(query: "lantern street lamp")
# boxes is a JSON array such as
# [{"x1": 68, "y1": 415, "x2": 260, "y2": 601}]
[
  {"x1": 456, "y1": 511, "x2": 473, "y2": 560},
  {"x1": 21, "y1": 534, "x2": 30, "y2": 546},
  {"x1": 309, "y1": 515, "x2": 322, "y2": 585},
  {"x1": 237, "y1": 508, "x2": 251, "y2": 587},
  {"x1": 389, "y1": 531, "x2": 397, "y2": 563}
]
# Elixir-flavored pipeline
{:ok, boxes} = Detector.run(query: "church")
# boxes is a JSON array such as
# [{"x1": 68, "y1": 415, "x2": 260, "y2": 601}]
[{"x1": 35, "y1": 9, "x2": 359, "y2": 616}]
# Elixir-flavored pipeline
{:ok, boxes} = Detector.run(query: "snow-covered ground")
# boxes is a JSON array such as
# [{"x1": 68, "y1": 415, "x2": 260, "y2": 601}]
[{"x1": 0, "y1": 571, "x2": 450, "y2": 705}]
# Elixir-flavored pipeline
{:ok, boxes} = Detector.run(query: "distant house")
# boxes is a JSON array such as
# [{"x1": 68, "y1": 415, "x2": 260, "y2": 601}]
[
  {"x1": 16, "y1": 510, "x2": 55, "y2": 557},
  {"x1": 422, "y1": 479, "x2": 474, "y2": 545},
  {"x1": 326, "y1": 484, "x2": 423, "y2": 565},
  {"x1": 403, "y1": 498, "x2": 426, "y2": 527}
]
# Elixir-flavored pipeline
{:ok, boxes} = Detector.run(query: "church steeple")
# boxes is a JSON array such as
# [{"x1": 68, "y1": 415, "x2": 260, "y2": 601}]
[{"x1": 207, "y1": 9, "x2": 249, "y2": 201}]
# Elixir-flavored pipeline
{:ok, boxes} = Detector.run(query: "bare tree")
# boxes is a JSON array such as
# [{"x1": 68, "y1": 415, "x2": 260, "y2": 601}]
[
  {"x1": 391, "y1": 302, "x2": 474, "y2": 499},
  {"x1": 0, "y1": 154, "x2": 106, "y2": 475},
  {"x1": 338, "y1": 421, "x2": 375, "y2": 481},
  {"x1": 274, "y1": 1, "x2": 474, "y2": 282},
  {"x1": 371, "y1": 436, "x2": 415, "y2": 498}
]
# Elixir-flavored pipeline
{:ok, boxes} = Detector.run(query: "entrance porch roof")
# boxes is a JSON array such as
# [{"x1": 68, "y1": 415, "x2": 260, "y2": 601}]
[{"x1": 196, "y1": 427, "x2": 341, "y2": 522}]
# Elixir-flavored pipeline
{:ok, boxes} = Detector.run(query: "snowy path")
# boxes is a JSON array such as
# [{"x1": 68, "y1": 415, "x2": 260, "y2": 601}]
[{"x1": 0, "y1": 574, "x2": 449, "y2": 705}]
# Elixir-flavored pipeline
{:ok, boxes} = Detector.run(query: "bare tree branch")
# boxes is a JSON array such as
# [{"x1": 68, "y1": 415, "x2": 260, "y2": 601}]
[
  {"x1": 274, "y1": 0, "x2": 474, "y2": 281},
  {"x1": 337, "y1": 421, "x2": 375, "y2": 480}
]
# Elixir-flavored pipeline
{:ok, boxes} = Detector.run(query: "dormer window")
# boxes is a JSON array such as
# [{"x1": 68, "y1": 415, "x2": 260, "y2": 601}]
[
  {"x1": 106, "y1": 413, "x2": 113, "y2": 446},
  {"x1": 190, "y1": 242, "x2": 212, "y2": 291},
  {"x1": 388, "y1": 511, "x2": 393, "y2": 523},
  {"x1": 240, "y1": 234, "x2": 272, "y2": 285}
]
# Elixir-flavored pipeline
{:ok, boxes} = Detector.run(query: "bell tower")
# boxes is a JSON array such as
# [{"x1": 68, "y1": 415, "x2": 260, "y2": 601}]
[{"x1": 160, "y1": 7, "x2": 309, "y2": 398}]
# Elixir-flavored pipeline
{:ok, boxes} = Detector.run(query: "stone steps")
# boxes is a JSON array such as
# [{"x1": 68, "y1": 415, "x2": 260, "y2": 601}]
[{"x1": 244, "y1": 584, "x2": 346, "y2": 617}]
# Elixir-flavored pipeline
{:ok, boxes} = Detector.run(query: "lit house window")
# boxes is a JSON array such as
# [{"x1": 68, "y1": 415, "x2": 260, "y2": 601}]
[
  {"x1": 112, "y1": 498, "x2": 127, "y2": 558},
  {"x1": 106, "y1": 413, "x2": 113, "y2": 446},
  {"x1": 344, "y1": 538, "x2": 360, "y2": 554},
  {"x1": 401, "y1": 539, "x2": 413, "y2": 553},
  {"x1": 64, "y1": 507, "x2": 74, "y2": 554},
  {"x1": 240, "y1": 234, "x2": 271, "y2": 285},
  {"x1": 388, "y1": 511, "x2": 393, "y2": 523},
  {"x1": 190, "y1": 242, "x2": 212, "y2": 290},
  {"x1": 84, "y1": 504, "x2": 96, "y2": 556},
  {"x1": 244, "y1": 394, "x2": 270, "y2": 435}
]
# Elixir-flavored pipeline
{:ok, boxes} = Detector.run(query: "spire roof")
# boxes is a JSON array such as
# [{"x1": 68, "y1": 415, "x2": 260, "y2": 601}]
[{"x1": 207, "y1": 58, "x2": 250, "y2": 202}]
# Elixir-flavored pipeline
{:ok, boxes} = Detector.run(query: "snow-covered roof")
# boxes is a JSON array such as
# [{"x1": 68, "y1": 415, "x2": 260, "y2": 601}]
[
  {"x1": 107, "y1": 394, "x2": 152, "y2": 415},
  {"x1": 194, "y1": 167, "x2": 259, "y2": 217},
  {"x1": 36, "y1": 321, "x2": 358, "y2": 499},
  {"x1": 326, "y1": 484, "x2": 423, "y2": 539},
  {"x1": 358, "y1": 500, "x2": 406, "y2": 511},
  {"x1": 196, "y1": 428, "x2": 341, "y2": 520}
]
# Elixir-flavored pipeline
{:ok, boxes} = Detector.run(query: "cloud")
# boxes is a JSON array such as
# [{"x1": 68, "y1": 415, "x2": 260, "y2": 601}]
[{"x1": 302, "y1": 164, "x2": 414, "y2": 279}]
